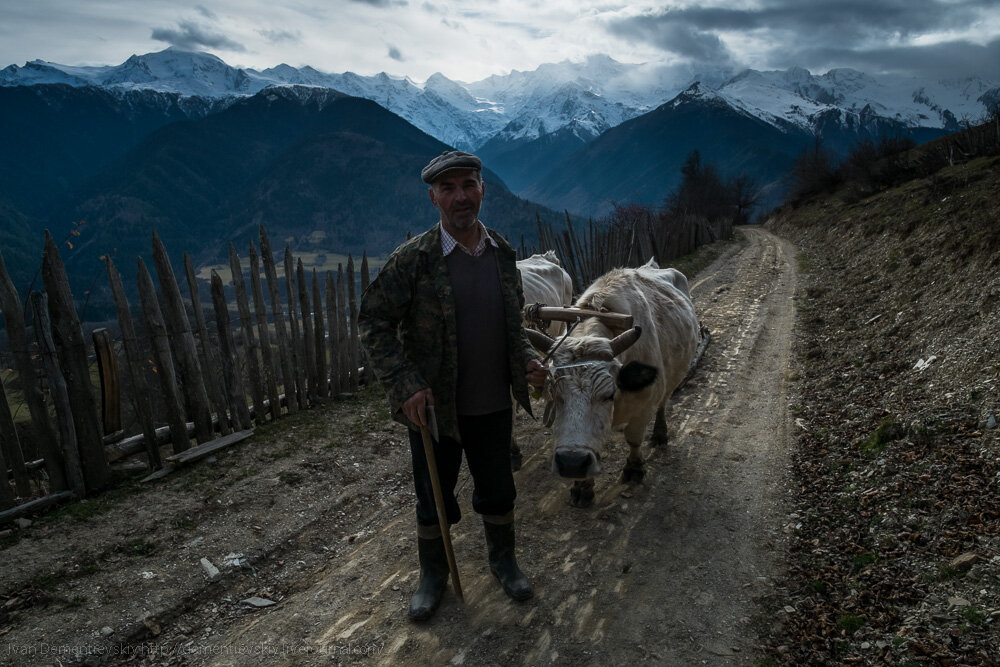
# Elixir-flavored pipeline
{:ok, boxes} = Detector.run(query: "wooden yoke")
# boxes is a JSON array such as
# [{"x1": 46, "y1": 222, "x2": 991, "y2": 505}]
[{"x1": 523, "y1": 305, "x2": 634, "y2": 332}]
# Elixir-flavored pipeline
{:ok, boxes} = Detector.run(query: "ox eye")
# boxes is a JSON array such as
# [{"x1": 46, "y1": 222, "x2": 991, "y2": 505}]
[{"x1": 601, "y1": 393, "x2": 615, "y2": 403}]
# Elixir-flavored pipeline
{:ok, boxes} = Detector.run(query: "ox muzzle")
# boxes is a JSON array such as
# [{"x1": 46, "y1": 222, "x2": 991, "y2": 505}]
[{"x1": 553, "y1": 447, "x2": 601, "y2": 479}]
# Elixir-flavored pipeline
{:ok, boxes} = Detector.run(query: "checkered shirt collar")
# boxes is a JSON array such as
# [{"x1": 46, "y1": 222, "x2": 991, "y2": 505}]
[{"x1": 440, "y1": 221, "x2": 498, "y2": 257}]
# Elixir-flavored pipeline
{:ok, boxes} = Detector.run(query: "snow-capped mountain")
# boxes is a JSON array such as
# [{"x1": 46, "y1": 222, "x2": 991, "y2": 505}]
[
  {"x1": 101, "y1": 50, "x2": 268, "y2": 96},
  {"x1": 520, "y1": 78, "x2": 815, "y2": 218},
  {"x1": 466, "y1": 55, "x2": 673, "y2": 142},
  {"x1": 5, "y1": 48, "x2": 995, "y2": 140},
  {"x1": 718, "y1": 67, "x2": 996, "y2": 133},
  {"x1": 250, "y1": 53, "x2": 684, "y2": 150},
  {"x1": 2, "y1": 47, "x2": 997, "y2": 179},
  {"x1": 0, "y1": 48, "x2": 504, "y2": 150},
  {"x1": 317, "y1": 71, "x2": 507, "y2": 151},
  {"x1": 0, "y1": 60, "x2": 96, "y2": 87},
  {"x1": 5, "y1": 48, "x2": 996, "y2": 132},
  {"x1": 0, "y1": 49, "x2": 273, "y2": 96}
]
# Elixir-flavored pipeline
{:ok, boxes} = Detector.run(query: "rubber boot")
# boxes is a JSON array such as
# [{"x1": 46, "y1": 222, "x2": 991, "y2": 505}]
[
  {"x1": 409, "y1": 530, "x2": 449, "y2": 621},
  {"x1": 483, "y1": 517, "x2": 533, "y2": 601}
]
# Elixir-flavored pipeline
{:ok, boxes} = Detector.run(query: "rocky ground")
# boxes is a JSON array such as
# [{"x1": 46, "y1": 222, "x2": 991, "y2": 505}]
[
  {"x1": 1, "y1": 226, "x2": 802, "y2": 666},
  {"x1": 765, "y1": 154, "x2": 1000, "y2": 665}
]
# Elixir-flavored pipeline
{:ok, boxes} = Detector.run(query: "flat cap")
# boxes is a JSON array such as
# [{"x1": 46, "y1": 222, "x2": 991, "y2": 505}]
[{"x1": 421, "y1": 150, "x2": 482, "y2": 184}]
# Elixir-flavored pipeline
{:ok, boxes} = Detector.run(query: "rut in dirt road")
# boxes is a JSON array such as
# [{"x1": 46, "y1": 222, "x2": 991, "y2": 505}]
[{"x1": 197, "y1": 227, "x2": 797, "y2": 666}]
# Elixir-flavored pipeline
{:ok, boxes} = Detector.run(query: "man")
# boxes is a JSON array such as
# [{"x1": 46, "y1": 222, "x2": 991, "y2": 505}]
[{"x1": 359, "y1": 150, "x2": 547, "y2": 622}]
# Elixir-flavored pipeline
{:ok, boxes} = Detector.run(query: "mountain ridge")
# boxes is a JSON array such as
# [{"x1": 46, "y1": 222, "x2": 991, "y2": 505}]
[
  {"x1": 0, "y1": 84, "x2": 567, "y2": 322},
  {"x1": 4, "y1": 47, "x2": 995, "y2": 156},
  {"x1": 5, "y1": 47, "x2": 994, "y2": 207}
]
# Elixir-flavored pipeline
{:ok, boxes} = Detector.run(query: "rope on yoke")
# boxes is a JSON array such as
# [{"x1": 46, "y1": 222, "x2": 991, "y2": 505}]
[{"x1": 523, "y1": 302, "x2": 548, "y2": 331}]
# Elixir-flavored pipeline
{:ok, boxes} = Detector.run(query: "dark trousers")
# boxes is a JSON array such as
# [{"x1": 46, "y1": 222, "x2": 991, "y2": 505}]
[{"x1": 408, "y1": 407, "x2": 514, "y2": 527}]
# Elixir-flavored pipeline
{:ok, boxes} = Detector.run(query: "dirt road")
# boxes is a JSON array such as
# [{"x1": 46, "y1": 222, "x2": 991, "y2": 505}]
[
  {"x1": 0, "y1": 227, "x2": 798, "y2": 666},
  {"x1": 197, "y1": 226, "x2": 798, "y2": 666}
]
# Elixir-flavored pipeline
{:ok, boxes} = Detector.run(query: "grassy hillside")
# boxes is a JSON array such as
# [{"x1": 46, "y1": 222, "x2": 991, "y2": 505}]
[{"x1": 765, "y1": 132, "x2": 999, "y2": 663}]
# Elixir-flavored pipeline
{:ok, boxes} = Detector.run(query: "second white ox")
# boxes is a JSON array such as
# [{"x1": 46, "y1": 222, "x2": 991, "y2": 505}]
[
  {"x1": 517, "y1": 250, "x2": 574, "y2": 336},
  {"x1": 510, "y1": 251, "x2": 575, "y2": 470},
  {"x1": 526, "y1": 258, "x2": 700, "y2": 507}
]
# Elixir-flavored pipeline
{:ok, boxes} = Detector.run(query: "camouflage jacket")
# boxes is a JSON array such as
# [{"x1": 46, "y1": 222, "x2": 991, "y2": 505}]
[{"x1": 359, "y1": 222, "x2": 535, "y2": 442}]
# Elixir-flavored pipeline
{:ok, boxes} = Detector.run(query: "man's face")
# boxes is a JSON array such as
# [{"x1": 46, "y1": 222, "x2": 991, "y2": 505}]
[{"x1": 429, "y1": 169, "x2": 485, "y2": 234}]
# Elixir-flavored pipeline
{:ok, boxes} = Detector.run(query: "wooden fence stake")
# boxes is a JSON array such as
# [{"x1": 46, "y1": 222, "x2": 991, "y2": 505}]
[
  {"x1": 229, "y1": 245, "x2": 266, "y2": 424},
  {"x1": 311, "y1": 269, "x2": 327, "y2": 400},
  {"x1": 92, "y1": 329, "x2": 122, "y2": 436},
  {"x1": 30, "y1": 291, "x2": 86, "y2": 498},
  {"x1": 325, "y1": 271, "x2": 341, "y2": 395},
  {"x1": 259, "y1": 227, "x2": 297, "y2": 415},
  {"x1": 296, "y1": 258, "x2": 317, "y2": 402},
  {"x1": 106, "y1": 257, "x2": 163, "y2": 470},
  {"x1": 346, "y1": 255, "x2": 360, "y2": 392},
  {"x1": 249, "y1": 242, "x2": 281, "y2": 421},
  {"x1": 283, "y1": 247, "x2": 306, "y2": 409},
  {"x1": 336, "y1": 265, "x2": 350, "y2": 393},
  {"x1": 360, "y1": 252, "x2": 370, "y2": 292},
  {"x1": 565, "y1": 216, "x2": 587, "y2": 289},
  {"x1": 42, "y1": 231, "x2": 110, "y2": 493},
  {"x1": 137, "y1": 258, "x2": 190, "y2": 455},
  {"x1": 183, "y1": 252, "x2": 231, "y2": 435},
  {"x1": 359, "y1": 253, "x2": 374, "y2": 384},
  {"x1": 0, "y1": 377, "x2": 26, "y2": 504},
  {"x1": 151, "y1": 232, "x2": 214, "y2": 443},
  {"x1": 210, "y1": 271, "x2": 252, "y2": 430},
  {"x1": 0, "y1": 250, "x2": 63, "y2": 492}
]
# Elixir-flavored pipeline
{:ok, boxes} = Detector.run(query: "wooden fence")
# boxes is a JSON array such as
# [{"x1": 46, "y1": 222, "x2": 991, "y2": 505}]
[
  {"x1": 0, "y1": 225, "x2": 368, "y2": 521},
  {"x1": 528, "y1": 210, "x2": 733, "y2": 293},
  {"x1": 2, "y1": 211, "x2": 730, "y2": 522}
]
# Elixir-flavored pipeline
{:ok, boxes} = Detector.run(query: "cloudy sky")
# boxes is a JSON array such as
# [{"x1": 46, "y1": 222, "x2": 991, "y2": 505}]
[{"x1": 1, "y1": 0, "x2": 998, "y2": 82}]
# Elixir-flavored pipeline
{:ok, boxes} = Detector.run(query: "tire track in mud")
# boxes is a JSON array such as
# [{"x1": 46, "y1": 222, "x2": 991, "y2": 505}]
[{"x1": 198, "y1": 227, "x2": 797, "y2": 666}]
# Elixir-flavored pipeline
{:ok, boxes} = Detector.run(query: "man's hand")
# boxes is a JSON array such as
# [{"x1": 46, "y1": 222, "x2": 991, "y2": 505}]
[
  {"x1": 525, "y1": 358, "x2": 547, "y2": 388},
  {"x1": 403, "y1": 387, "x2": 434, "y2": 427}
]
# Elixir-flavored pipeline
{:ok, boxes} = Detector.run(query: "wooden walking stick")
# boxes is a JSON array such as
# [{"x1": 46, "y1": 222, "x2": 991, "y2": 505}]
[{"x1": 420, "y1": 405, "x2": 464, "y2": 603}]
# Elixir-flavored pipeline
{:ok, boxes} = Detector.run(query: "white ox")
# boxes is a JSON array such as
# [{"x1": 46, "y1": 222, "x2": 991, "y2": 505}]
[
  {"x1": 517, "y1": 251, "x2": 574, "y2": 336},
  {"x1": 511, "y1": 251, "x2": 575, "y2": 470},
  {"x1": 525, "y1": 258, "x2": 699, "y2": 507}
]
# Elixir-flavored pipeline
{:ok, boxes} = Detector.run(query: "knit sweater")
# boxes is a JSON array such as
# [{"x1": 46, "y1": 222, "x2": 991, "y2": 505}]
[{"x1": 446, "y1": 244, "x2": 511, "y2": 415}]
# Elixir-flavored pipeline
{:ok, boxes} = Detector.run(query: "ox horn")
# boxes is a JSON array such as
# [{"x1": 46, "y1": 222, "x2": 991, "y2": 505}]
[
  {"x1": 609, "y1": 326, "x2": 643, "y2": 357},
  {"x1": 524, "y1": 328, "x2": 556, "y2": 354}
]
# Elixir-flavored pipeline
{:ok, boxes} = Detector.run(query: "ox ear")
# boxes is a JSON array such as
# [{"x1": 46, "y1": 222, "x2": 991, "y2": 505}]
[
  {"x1": 617, "y1": 361, "x2": 657, "y2": 392},
  {"x1": 609, "y1": 326, "x2": 642, "y2": 357},
  {"x1": 524, "y1": 328, "x2": 556, "y2": 354}
]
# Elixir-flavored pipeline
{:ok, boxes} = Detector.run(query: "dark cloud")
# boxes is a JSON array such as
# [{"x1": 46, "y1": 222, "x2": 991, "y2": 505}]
[
  {"x1": 791, "y1": 36, "x2": 1000, "y2": 80},
  {"x1": 151, "y1": 20, "x2": 246, "y2": 52},
  {"x1": 608, "y1": 14, "x2": 733, "y2": 64},
  {"x1": 348, "y1": 0, "x2": 408, "y2": 7},
  {"x1": 388, "y1": 45, "x2": 404, "y2": 61},
  {"x1": 258, "y1": 28, "x2": 302, "y2": 44},
  {"x1": 606, "y1": 1, "x2": 999, "y2": 77},
  {"x1": 636, "y1": 0, "x2": 988, "y2": 36}
]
